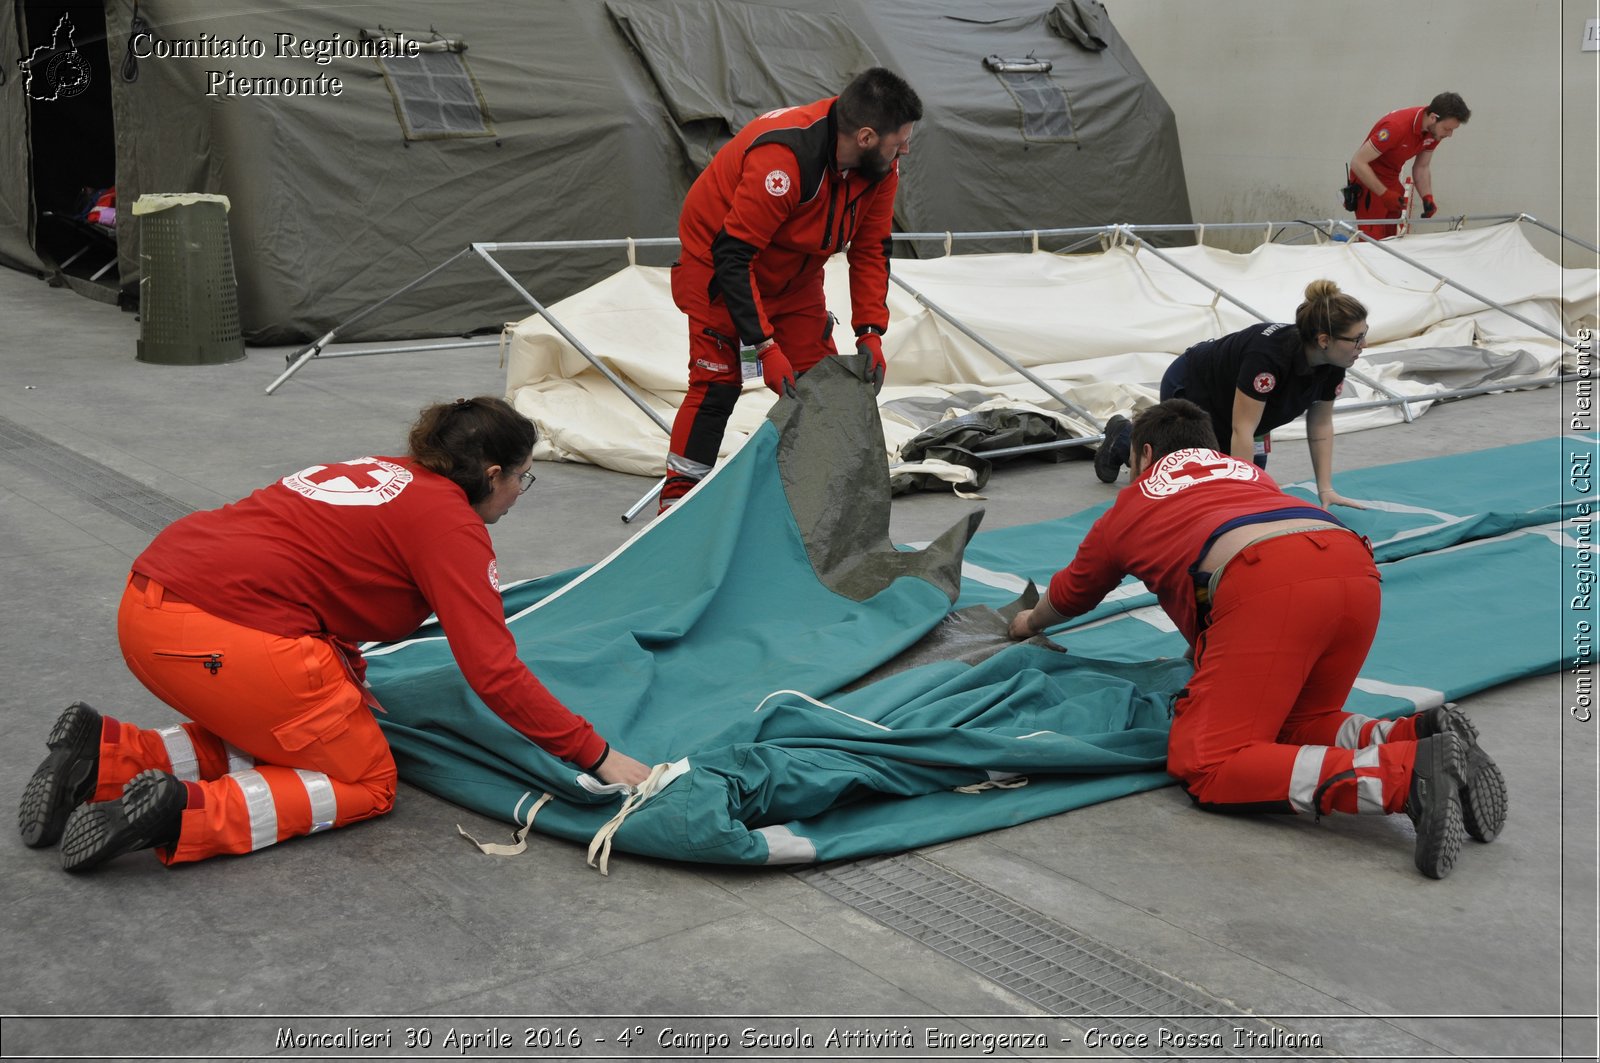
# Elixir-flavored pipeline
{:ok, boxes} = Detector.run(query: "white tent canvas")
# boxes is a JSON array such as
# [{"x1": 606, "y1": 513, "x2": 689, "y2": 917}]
[{"x1": 504, "y1": 222, "x2": 1595, "y2": 483}]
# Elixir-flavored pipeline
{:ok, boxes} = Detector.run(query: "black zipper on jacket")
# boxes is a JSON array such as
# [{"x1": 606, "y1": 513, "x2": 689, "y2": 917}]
[{"x1": 820, "y1": 180, "x2": 839, "y2": 250}]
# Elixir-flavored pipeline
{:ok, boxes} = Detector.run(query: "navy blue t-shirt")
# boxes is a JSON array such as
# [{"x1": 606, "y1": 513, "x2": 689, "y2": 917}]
[{"x1": 1171, "y1": 322, "x2": 1344, "y2": 446}]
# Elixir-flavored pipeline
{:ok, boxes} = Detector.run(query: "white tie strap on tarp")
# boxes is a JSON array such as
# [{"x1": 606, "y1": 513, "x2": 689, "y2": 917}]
[{"x1": 585, "y1": 760, "x2": 688, "y2": 876}]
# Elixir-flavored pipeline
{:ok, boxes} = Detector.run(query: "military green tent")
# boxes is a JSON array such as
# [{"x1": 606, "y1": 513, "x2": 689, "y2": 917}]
[{"x1": 2, "y1": 0, "x2": 1190, "y2": 341}]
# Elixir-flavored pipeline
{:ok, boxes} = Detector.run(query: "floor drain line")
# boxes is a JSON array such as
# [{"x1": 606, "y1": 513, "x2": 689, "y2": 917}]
[
  {"x1": 0, "y1": 416, "x2": 195, "y2": 536},
  {"x1": 796, "y1": 854, "x2": 1340, "y2": 1060}
]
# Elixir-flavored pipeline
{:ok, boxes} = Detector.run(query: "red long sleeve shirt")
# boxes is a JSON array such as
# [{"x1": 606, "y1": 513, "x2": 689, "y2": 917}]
[
  {"x1": 132, "y1": 456, "x2": 605, "y2": 766},
  {"x1": 1047, "y1": 449, "x2": 1335, "y2": 646}
]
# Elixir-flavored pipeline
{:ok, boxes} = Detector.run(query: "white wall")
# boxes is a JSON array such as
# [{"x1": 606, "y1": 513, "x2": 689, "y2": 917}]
[{"x1": 1107, "y1": 0, "x2": 1598, "y2": 266}]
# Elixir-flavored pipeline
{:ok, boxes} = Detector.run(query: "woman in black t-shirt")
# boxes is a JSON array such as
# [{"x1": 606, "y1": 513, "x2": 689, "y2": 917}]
[{"x1": 1096, "y1": 279, "x2": 1369, "y2": 511}]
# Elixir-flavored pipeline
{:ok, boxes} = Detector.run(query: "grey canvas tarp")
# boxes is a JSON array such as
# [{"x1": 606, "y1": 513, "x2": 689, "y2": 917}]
[{"x1": 2, "y1": 0, "x2": 1189, "y2": 342}]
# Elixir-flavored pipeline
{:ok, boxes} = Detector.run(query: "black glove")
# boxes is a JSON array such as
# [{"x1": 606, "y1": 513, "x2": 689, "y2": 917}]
[{"x1": 1421, "y1": 195, "x2": 1437, "y2": 219}]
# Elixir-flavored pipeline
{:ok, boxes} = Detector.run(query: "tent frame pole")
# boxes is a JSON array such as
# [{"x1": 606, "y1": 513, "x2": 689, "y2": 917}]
[
  {"x1": 1115, "y1": 224, "x2": 1418, "y2": 423},
  {"x1": 1332, "y1": 221, "x2": 1582, "y2": 355},
  {"x1": 260, "y1": 215, "x2": 1579, "y2": 504},
  {"x1": 1518, "y1": 213, "x2": 1600, "y2": 256},
  {"x1": 265, "y1": 246, "x2": 481, "y2": 394},
  {"x1": 887, "y1": 273, "x2": 1103, "y2": 428},
  {"x1": 470, "y1": 244, "x2": 672, "y2": 435},
  {"x1": 264, "y1": 215, "x2": 1535, "y2": 397}
]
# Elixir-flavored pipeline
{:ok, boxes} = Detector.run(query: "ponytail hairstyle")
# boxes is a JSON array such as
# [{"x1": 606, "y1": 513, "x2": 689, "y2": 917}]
[
  {"x1": 406, "y1": 396, "x2": 537, "y2": 505},
  {"x1": 1295, "y1": 279, "x2": 1367, "y2": 347}
]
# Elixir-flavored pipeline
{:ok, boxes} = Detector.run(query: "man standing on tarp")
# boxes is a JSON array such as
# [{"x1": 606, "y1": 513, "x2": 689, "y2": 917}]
[
  {"x1": 659, "y1": 67, "x2": 923, "y2": 510},
  {"x1": 1344, "y1": 92, "x2": 1470, "y2": 239},
  {"x1": 1010, "y1": 398, "x2": 1508, "y2": 880}
]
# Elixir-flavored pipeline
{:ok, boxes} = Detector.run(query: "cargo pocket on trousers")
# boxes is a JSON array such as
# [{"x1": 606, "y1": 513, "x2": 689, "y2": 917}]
[{"x1": 271, "y1": 698, "x2": 353, "y2": 753}]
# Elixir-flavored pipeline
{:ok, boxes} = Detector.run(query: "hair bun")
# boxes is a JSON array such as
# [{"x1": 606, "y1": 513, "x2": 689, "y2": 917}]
[{"x1": 1304, "y1": 279, "x2": 1340, "y2": 302}]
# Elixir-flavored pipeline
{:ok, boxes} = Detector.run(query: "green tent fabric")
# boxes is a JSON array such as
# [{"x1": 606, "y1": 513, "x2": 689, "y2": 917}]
[
  {"x1": 367, "y1": 364, "x2": 1586, "y2": 866},
  {"x1": 952, "y1": 435, "x2": 1587, "y2": 717}
]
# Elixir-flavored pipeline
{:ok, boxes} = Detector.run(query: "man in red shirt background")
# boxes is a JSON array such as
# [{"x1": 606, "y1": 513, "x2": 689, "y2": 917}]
[
  {"x1": 1346, "y1": 91, "x2": 1470, "y2": 239},
  {"x1": 661, "y1": 67, "x2": 922, "y2": 509},
  {"x1": 1010, "y1": 398, "x2": 1507, "y2": 879}
]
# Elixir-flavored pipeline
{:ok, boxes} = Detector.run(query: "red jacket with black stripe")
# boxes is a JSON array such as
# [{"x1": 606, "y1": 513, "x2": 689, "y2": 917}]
[{"x1": 677, "y1": 96, "x2": 898, "y2": 347}]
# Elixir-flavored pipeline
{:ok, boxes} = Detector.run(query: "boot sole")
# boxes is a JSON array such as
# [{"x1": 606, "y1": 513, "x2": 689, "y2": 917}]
[
  {"x1": 1461, "y1": 748, "x2": 1507, "y2": 844},
  {"x1": 17, "y1": 703, "x2": 100, "y2": 849},
  {"x1": 1435, "y1": 707, "x2": 1508, "y2": 843},
  {"x1": 1413, "y1": 734, "x2": 1467, "y2": 880},
  {"x1": 60, "y1": 770, "x2": 181, "y2": 873},
  {"x1": 1094, "y1": 415, "x2": 1128, "y2": 483}
]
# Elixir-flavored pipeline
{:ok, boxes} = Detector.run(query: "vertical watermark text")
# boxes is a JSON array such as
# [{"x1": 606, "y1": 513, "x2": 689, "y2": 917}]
[{"x1": 1569, "y1": 327, "x2": 1595, "y2": 721}]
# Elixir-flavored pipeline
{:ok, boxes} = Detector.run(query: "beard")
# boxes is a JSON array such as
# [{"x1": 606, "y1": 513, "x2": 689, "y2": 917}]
[{"x1": 857, "y1": 148, "x2": 895, "y2": 181}]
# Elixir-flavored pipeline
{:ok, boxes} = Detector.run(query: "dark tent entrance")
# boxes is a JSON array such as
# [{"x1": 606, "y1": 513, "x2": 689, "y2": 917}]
[{"x1": 15, "y1": 0, "x2": 122, "y2": 301}]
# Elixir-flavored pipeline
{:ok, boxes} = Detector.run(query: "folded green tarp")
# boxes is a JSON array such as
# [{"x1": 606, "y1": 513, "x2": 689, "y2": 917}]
[{"x1": 366, "y1": 359, "x2": 1587, "y2": 865}]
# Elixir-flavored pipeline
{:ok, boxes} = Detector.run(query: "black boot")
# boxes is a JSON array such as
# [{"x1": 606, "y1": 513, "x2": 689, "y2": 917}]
[
  {"x1": 1094, "y1": 414, "x2": 1131, "y2": 483},
  {"x1": 18, "y1": 702, "x2": 102, "y2": 848},
  {"x1": 60, "y1": 769, "x2": 185, "y2": 873},
  {"x1": 1414, "y1": 703, "x2": 1507, "y2": 843},
  {"x1": 1405, "y1": 734, "x2": 1467, "y2": 880}
]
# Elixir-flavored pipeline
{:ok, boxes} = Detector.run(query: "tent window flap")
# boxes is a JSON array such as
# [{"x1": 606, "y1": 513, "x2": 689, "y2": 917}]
[
  {"x1": 983, "y1": 55, "x2": 1075, "y2": 142},
  {"x1": 375, "y1": 37, "x2": 494, "y2": 141}
]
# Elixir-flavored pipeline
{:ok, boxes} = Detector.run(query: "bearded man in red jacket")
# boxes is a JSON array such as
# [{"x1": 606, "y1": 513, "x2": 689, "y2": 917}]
[{"x1": 661, "y1": 67, "x2": 922, "y2": 509}]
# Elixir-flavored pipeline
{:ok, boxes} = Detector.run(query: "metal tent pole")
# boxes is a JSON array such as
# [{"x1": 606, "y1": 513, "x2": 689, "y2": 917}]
[
  {"x1": 622, "y1": 480, "x2": 665, "y2": 523},
  {"x1": 471, "y1": 245, "x2": 672, "y2": 435},
  {"x1": 466, "y1": 245, "x2": 677, "y2": 524},
  {"x1": 1115, "y1": 225, "x2": 1418, "y2": 422},
  {"x1": 1333, "y1": 220, "x2": 1582, "y2": 354},
  {"x1": 1516, "y1": 214, "x2": 1600, "y2": 256},
  {"x1": 887, "y1": 273, "x2": 1103, "y2": 428},
  {"x1": 265, "y1": 246, "x2": 480, "y2": 394},
  {"x1": 281, "y1": 337, "x2": 504, "y2": 360}
]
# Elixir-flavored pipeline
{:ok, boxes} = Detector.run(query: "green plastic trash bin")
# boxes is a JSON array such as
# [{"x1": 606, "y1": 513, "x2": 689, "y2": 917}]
[{"x1": 134, "y1": 193, "x2": 246, "y2": 365}]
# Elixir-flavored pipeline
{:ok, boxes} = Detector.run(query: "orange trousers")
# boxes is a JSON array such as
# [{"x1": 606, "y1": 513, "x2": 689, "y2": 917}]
[
  {"x1": 108, "y1": 575, "x2": 396, "y2": 864},
  {"x1": 1166, "y1": 531, "x2": 1417, "y2": 816}
]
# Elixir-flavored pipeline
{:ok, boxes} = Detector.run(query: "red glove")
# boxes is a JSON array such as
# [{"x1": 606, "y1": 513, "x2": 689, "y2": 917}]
[
  {"x1": 856, "y1": 331, "x2": 886, "y2": 393},
  {"x1": 1421, "y1": 195, "x2": 1438, "y2": 219},
  {"x1": 1383, "y1": 186, "x2": 1407, "y2": 219},
  {"x1": 759, "y1": 343, "x2": 796, "y2": 396}
]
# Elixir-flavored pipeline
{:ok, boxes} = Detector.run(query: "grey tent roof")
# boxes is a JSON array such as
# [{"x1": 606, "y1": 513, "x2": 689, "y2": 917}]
[{"x1": 4, "y1": 0, "x2": 1189, "y2": 343}]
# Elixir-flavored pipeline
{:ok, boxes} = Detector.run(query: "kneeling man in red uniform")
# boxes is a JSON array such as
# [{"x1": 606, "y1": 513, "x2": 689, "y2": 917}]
[{"x1": 1010, "y1": 399, "x2": 1507, "y2": 878}]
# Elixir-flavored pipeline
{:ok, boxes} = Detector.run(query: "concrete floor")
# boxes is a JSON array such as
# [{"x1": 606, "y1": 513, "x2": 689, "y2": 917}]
[{"x1": 1, "y1": 264, "x2": 1594, "y2": 1062}]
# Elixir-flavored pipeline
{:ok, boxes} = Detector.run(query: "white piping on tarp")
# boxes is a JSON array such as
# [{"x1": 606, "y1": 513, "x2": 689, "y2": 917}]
[
  {"x1": 751, "y1": 689, "x2": 893, "y2": 732},
  {"x1": 364, "y1": 423, "x2": 777, "y2": 657}
]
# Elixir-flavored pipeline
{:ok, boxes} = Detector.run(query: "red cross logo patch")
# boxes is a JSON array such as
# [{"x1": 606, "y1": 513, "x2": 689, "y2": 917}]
[
  {"x1": 282, "y1": 457, "x2": 412, "y2": 506},
  {"x1": 487, "y1": 559, "x2": 500, "y2": 592},
  {"x1": 1139, "y1": 448, "x2": 1260, "y2": 499},
  {"x1": 1252, "y1": 372, "x2": 1276, "y2": 394},
  {"x1": 764, "y1": 169, "x2": 792, "y2": 197},
  {"x1": 1377, "y1": 128, "x2": 1391, "y2": 143}
]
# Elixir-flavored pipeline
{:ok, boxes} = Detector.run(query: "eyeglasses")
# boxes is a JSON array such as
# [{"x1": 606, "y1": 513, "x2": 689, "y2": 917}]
[
  {"x1": 1334, "y1": 331, "x2": 1368, "y2": 347},
  {"x1": 517, "y1": 469, "x2": 537, "y2": 494}
]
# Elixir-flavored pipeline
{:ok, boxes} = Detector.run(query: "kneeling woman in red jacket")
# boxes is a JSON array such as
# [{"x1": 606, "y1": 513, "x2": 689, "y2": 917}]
[{"x1": 20, "y1": 397, "x2": 649, "y2": 871}]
